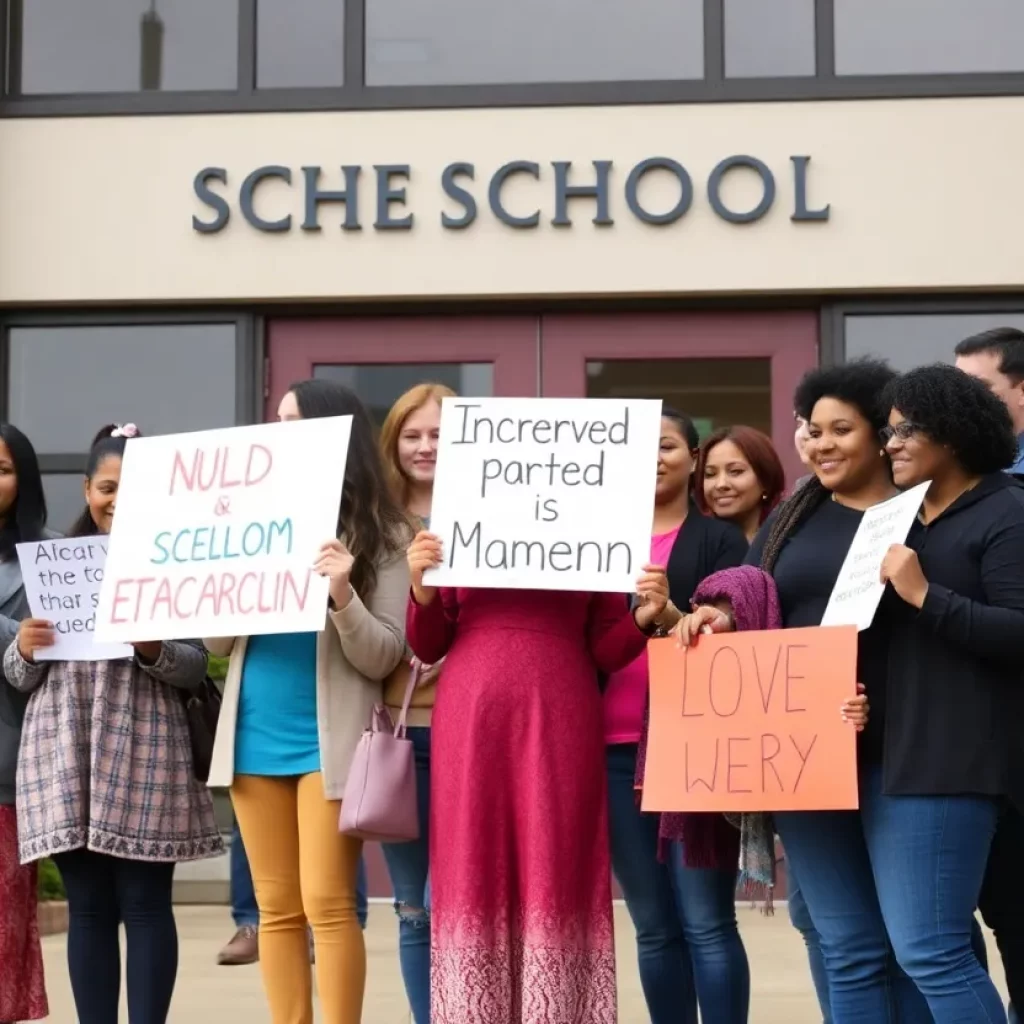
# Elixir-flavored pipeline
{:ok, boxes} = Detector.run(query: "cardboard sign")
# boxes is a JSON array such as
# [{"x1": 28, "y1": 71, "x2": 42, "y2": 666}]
[
  {"x1": 425, "y1": 396, "x2": 662, "y2": 592},
  {"x1": 820, "y1": 481, "x2": 930, "y2": 631},
  {"x1": 642, "y1": 626, "x2": 859, "y2": 813},
  {"x1": 95, "y1": 417, "x2": 352, "y2": 643},
  {"x1": 17, "y1": 539, "x2": 133, "y2": 662}
]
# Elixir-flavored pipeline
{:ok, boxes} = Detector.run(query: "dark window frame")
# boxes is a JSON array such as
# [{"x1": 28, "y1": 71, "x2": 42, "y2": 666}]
[
  {"x1": 822, "y1": 296, "x2": 1024, "y2": 368},
  {"x1": 0, "y1": 309, "x2": 261, "y2": 475},
  {"x1": 2, "y1": 0, "x2": 1024, "y2": 118}
]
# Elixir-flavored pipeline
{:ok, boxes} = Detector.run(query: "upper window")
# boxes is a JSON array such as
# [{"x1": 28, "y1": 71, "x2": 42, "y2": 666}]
[
  {"x1": 725, "y1": 0, "x2": 815, "y2": 78},
  {"x1": 364, "y1": 0, "x2": 704, "y2": 85},
  {"x1": 843, "y1": 312, "x2": 1024, "y2": 372},
  {"x1": 12, "y1": 0, "x2": 239, "y2": 95},
  {"x1": 257, "y1": 0, "x2": 344, "y2": 89},
  {"x1": 7, "y1": 323, "x2": 238, "y2": 451},
  {"x1": 835, "y1": 0, "x2": 1024, "y2": 75}
]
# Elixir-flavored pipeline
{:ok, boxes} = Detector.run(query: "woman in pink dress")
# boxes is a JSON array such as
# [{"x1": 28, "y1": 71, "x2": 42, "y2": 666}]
[{"x1": 405, "y1": 531, "x2": 670, "y2": 1024}]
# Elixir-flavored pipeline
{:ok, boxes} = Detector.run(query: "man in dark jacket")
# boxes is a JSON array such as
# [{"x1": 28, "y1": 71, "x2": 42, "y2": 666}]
[{"x1": 955, "y1": 326, "x2": 1024, "y2": 1024}]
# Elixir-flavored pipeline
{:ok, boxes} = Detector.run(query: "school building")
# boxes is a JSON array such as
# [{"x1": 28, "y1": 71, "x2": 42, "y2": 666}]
[{"x1": 1, "y1": 1, "x2": 1023, "y2": 899}]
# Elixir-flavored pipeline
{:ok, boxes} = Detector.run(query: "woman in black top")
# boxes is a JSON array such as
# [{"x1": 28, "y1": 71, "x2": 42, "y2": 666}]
[
  {"x1": 682, "y1": 360, "x2": 936, "y2": 1023},
  {"x1": 874, "y1": 364, "x2": 1024, "y2": 1023}
]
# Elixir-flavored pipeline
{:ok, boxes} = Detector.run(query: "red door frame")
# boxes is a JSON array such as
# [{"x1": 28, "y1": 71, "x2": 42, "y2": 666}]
[
  {"x1": 540, "y1": 312, "x2": 819, "y2": 486},
  {"x1": 265, "y1": 315, "x2": 540, "y2": 420}
]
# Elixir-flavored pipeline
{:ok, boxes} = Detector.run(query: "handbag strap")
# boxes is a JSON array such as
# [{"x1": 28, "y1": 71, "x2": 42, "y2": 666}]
[{"x1": 393, "y1": 659, "x2": 422, "y2": 738}]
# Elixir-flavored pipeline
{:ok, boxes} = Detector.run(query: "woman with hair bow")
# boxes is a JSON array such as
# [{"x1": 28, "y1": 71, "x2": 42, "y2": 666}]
[{"x1": 7, "y1": 423, "x2": 223, "y2": 1024}]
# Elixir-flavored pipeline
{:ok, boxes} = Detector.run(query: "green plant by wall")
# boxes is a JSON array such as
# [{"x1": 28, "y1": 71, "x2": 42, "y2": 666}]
[{"x1": 37, "y1": 857, "x2": 65, "y2": 902}]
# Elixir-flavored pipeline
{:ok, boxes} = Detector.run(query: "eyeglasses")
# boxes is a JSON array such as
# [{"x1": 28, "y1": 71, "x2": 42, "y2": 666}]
[{"x1": 879, "y1": 422, "x2": 921, "y2": 444}]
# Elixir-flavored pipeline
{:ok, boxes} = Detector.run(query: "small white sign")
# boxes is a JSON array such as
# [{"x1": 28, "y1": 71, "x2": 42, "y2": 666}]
[
  {"x1": 95, "y1": 417, "x2": 352, "y2": 643},
  {"x1": 820, "y1": 481, "x2": 930, "y2": 631},
  {"x1": 17, "y1": 539, "x2": 133, "y2": 662},
  {"x1": 425, "y1": 397, "x2": 662, "y2": 592}
]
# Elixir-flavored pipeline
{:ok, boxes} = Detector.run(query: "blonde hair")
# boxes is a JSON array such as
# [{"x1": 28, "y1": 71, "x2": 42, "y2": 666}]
[{"x1": 379, "y1": 382, "x2": 456, "y2": 508}]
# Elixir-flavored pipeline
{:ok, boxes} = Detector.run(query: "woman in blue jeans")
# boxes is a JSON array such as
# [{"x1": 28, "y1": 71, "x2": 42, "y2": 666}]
[
  {"x1": 684, "y1": 361, "x2": 1020, "y2": 1022},
  {"x1": 376, "y1": 383, "x2": 454, "y2": 1024},
  {"x1": 605, "y1": 408, "x2": 750, "y2": 1024}
]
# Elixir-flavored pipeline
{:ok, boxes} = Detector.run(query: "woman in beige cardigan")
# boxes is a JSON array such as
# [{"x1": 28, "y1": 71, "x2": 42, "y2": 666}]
[{"x1": 205, "y1": 380, "x2": 412, "y2": 1024}]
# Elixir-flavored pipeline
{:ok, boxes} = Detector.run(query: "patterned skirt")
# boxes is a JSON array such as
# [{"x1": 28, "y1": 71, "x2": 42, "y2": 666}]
[{"x1": 0, "y1": 806, "x2": 48, "y2": 1021}]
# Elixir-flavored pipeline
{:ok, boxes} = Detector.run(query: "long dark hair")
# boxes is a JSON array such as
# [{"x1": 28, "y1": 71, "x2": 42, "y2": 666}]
[
  {"x1": 0, "y1": 423, "x2": 47, "y2": 560},
  {"x1": 288, "y1": 379, "x2": 411, "y2": 597},
  {"x1": 759, "y1": 359, "x2": 898, "y2": 573},
  {"x1": 67, "y1": 424, "x2": 141, "y2": 538}
]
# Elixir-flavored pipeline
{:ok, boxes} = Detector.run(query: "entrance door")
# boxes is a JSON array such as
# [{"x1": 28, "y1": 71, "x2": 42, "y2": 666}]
[
  {"x1": 265, "y1": 314, "x2": 538, "y2": 898},
  {"x1": 540, "y1": 312, "x2": 818, "y2": 485},
  {"x1": 265, "y1": 315, "x2": 539, "y2": 421}
]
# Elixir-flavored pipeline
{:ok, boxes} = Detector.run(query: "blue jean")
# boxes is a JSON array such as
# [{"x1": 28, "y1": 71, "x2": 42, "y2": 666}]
[
  {"x1": 381, "y1": 725, "x2": 431, "y2": 1024},
  {"x1": 776, "y1": 764, "x2": 1004, "y2": 1023},
  {"x1": 230, "y1": 819, "x2": 368, "y2": 930},
  {"x1": 787, "y1": 854, "x2": 991, "y2": 1024},
  {"x1": 787, "y1": 860, "x2": 832, "y2": 1024},
  {"x1": 606, "y1": 743, "x2": 749, "y2": 1024}
]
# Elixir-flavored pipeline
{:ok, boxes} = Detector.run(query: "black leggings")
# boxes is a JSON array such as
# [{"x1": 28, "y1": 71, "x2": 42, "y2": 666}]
[
  {"x1": 54, "y1": 849, "x2": 178, "y2": 1024},
  {"x1": 979, "y1": 803, "x2": 1024, "y2": 1014}
]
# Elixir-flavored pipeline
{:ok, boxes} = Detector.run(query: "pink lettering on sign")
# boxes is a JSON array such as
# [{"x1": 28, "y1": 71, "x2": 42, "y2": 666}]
[{"x1": 169, "y1": 444, "x2": 274, "y2": 496}]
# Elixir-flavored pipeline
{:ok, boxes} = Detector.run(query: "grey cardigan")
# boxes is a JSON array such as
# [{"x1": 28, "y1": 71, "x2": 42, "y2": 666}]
[{"x1": 0, "y1": 530, "x2": 59, "y2": 805}]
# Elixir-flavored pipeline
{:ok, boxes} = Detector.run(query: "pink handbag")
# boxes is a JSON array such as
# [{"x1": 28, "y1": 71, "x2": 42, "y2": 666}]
[{"x1": 339, "y1": 661, "x2": 421, "y2": 843}]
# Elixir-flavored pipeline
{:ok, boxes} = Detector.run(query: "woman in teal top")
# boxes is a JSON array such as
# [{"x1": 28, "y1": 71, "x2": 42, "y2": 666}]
[{"x1": 235, "y1": 632, "x2": 320, "y2": 776}]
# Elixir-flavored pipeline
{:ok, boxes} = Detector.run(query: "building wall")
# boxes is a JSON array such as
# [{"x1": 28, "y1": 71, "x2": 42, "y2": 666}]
[{"x1": 1, "y1": 95, "x2": 1022, "y2": 305}]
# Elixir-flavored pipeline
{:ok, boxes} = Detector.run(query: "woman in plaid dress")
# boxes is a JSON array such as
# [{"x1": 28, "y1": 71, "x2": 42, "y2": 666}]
[{"x1": 5, "y1": 425, "x2": 223, "y2": 1024}]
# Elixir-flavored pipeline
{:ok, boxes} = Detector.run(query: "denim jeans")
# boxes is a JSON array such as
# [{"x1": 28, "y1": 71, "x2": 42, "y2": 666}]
[
  {"x1": 776, "y1": 763, "x2": 1004, "y2": 1024},
  {"x1": 787, "y1": 859, "x2": 832, "y2": 1024},
  {"x1": 607, "y1": 743, "x2": 749, "y2": 1024},
  {"x1": 382, "y1": 725, "x2": 431, "y2": 1024},
  {"x1": 231, "y1": 818, "x2": 369, "y2": 930},
  {"x1": 979, "y1": 804, "x2": 1024, "y2": 1024},
  {"x1": 786, "y1": 851, "x2": 990, "y2": 1024}
]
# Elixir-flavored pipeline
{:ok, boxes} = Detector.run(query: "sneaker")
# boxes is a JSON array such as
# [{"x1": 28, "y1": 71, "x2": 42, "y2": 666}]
[{"x1": 217, "y1": 925, "x2": 259, "y2": 966}]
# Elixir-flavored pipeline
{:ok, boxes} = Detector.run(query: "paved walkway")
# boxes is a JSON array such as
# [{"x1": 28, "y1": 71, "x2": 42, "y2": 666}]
[{"x1": 40, "y1": 904, "x2": 1008, "y2": 1022}]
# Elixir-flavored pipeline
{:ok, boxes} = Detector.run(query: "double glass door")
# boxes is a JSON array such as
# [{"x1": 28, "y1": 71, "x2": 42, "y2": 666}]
[{"x1": 266, "y1": 311, "x2": 816, "y2": 897}]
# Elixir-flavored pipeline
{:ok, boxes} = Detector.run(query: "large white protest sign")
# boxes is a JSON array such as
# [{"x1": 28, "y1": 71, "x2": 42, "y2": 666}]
[
  {"x1": 95, "y1": 417, "x2": 352, "y2": 643},
  {"x1": 17, "y1": 539, "x2": 133, "y2": 662},
  {"x1": 425, "y1": 397, "x2": 662, "y2": 592},
  {"x1": 820, "y1": 480, "x2": 930, "y2": 631}
]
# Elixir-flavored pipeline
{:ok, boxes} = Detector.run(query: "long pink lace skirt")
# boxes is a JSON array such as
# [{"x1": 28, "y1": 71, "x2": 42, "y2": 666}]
[{"x1": 0, "y1": 805, "x2": 48, "y2": 1021}]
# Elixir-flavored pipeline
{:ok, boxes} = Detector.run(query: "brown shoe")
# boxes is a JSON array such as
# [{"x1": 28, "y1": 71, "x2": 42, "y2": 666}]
[{"x1": 217, "y1": 925, "x2": 259, "y2": 966}]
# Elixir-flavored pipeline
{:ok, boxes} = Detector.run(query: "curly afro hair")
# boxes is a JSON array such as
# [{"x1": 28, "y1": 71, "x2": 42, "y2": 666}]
[
  {"x1": 882, "y1": 363, "x2": 1017, "y2": 476},
  {"x1": 793, "y1": 358, "x2": 898, "y2": 433}
]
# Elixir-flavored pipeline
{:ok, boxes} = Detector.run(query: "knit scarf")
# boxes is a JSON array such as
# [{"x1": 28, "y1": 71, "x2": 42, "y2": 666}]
[{"x1": 634, "y1": 565, "x2": 781, "y2": 906}]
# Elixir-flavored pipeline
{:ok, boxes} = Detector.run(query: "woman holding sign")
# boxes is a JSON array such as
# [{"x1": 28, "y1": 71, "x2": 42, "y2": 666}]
[
  {"x1": 604, "y1": 407, "x2": 750, "y2": 1024},
  {"x1": 377, "y1": 382, "x2": 454, "y2": 1024},
  {"x1": 7, "y1": 424, "x2": 223, "y2": 1024},
  {"x1": 0, "y1": 423, "x2": 50, "y2": 1023},
  {"x1": 205, "y1": 380, "x2": 412, "y2": 1024},
  {"x1": 406, "y1": 527, "x2": 670, "y2": 1024}
]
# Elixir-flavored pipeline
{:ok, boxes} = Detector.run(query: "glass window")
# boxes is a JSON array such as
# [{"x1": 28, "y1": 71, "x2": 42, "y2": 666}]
[
  {"x1": 256, "y1": 0, "x2": 344, "y2": 89},
  {"x1": 314, "y1": 362, "x2": 493, "y2": 425},
  {"x1": 725, "y1": 0, "x2": 815, "y2": 78},
  {"x1": 365, "y1": 0, "x2": 703, "y2": 86},
  {"x1": 585, "y1": 358, "x2": 772, "y2": 439},
  {"x1": 8, "y1": 324, "x2": 238, "y2": 453},
  {"x1": 42, "y1": 473, "x2": 88, "y2": 536},
  {"x1": 844, "y1": 313, "x2": 1024, "y2": 372},
  {"x1": 14, "y1": 0, "x2": 239, "y2": 95},
  {"x1": 835, "y1": 0, "x2": 1024, "y2": 75}
]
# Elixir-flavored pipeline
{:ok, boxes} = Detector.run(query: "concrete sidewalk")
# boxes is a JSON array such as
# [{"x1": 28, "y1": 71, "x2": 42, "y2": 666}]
[{"x1": 39, "y1": 904, "x2": 1008, "y2": 1022}]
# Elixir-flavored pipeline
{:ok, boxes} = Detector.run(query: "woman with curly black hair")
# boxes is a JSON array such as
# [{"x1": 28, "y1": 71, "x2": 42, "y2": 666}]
[
  {"x1": 869, "y1": 363, "x2": 1024, "y2": 1023},
  {"x1": 676, "y1": 358, "x2": 989, "y2": 1023}
]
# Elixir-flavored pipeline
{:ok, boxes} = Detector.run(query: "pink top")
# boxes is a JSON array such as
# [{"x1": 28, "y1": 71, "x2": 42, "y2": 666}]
[{"x1": 602, "y1": 525, "x2": 682, "y2": 745}]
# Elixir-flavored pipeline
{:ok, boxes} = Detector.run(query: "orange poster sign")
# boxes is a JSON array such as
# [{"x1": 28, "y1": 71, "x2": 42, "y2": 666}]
[{"x1": 641, "y1": 626, "x2": 859, "y2": 814}]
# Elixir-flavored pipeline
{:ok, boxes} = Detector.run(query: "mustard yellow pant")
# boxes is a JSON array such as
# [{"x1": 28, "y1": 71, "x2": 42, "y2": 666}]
[{"x1": 231, "y1": 772, "x2": 365, "y2": 1024}]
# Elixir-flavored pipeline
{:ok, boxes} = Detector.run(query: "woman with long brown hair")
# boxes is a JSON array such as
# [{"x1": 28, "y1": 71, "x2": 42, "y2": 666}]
[
  {"x1": 205, "y1": 380, "x2": 412, "y2": 1024},
  {"x1": 377, "y1": 382, "x2": 453, "y2": 1024}
]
